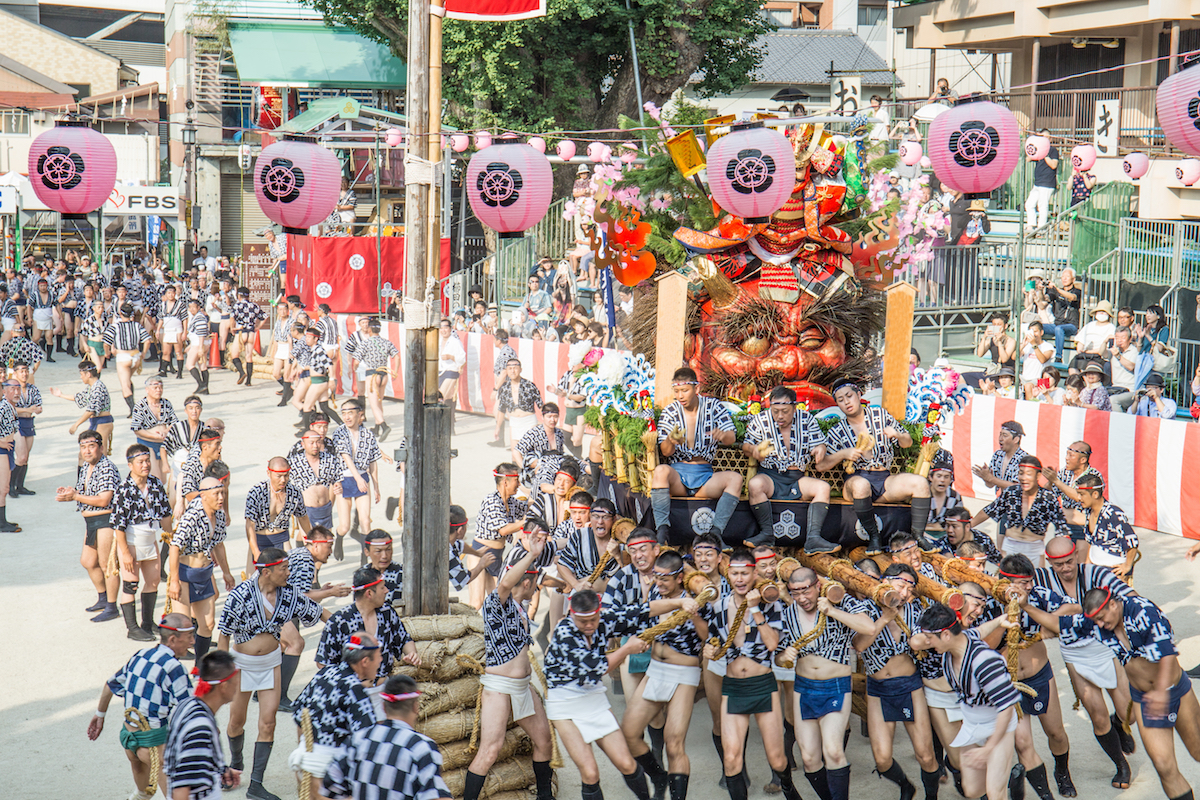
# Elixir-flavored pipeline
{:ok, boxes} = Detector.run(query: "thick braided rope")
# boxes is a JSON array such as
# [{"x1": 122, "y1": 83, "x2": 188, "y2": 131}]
[
  {"x1": 892, "y1": 612, "x2": 926, "y2": 661},
  {"x1": 1004, "y1": 597, "x2": 1041, "y2": 712},
  {"x1": 777, "y1": 581, "x2": 842, "y2": 669},
  {"x1": 638, "y1": 585, "x2": 718, "y2": 643},
  {"x1": 299, "y1": 708, "x2": 315, "y2": 800},
  {"x1": 124, "y1": 708, "x2": 160, "y2": 796},
  {"x1": 455, "y1": 654, "x2": 487, "y2": 753},
  {"x1": 584, "y1": 551, "x2": 615, "y2": 586},
  {"x1": 529, "y1": 655, "x2": 564, "y2": 768},
  {"x1": 940, "y1": 557, "x2": 966, "y2": 585},
  {"x1": 711, "y1": 596, "x2": 751, "y2": 660}
]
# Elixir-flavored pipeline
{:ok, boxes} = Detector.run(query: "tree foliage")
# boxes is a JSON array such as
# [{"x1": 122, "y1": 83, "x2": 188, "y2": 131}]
[{"x1": 305, "y1": 0, "x2": 771, "y2": 132}]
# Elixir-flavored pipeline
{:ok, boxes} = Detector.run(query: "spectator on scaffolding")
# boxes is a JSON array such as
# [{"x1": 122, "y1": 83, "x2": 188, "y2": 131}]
[
  {"x1": 1070, "y1": 166, "x2": 1098, "y2": 207},
  {"x1": 1132, "y1": 303, "x2": 1173, "y2": 390},
  {"x1": 1024, "y1": 128, "x2": 1060, "y2": 232},
  {"x1": 1041, "y1": 268, "x2": 1081, "y2": 363},
  {"x1": 1070, "y1": 300, "x2": 1116, "y2": 374},
  {"x1": 926, "y1": 77, "x2": 958, "y2": 105},
  {"x1": 868, "y1": 95, "x2": 891, "y2": 143},
  {"x1": 1107, "y1": 325, "x2": 1138, "y2": 411},
  {"x1": 1031, "y1": 365, "x2": 1064, "y2": 404},
  {"x1": 1116, "y1": 305, "x2": 1135, "y2": 329},
  {"x1": 1021, "y1": 273, "x2": 1051, "y2": 337},
  {"x1": 520, "y1": 275, "x2": 553, "y2": 336},
  {"x1": 976, "y1": 313, "x2": 1017, "y2": 374},
  {"x1": 1069, "y1": 366, "x2": 1112, "y2": 411},
  {"x1": 1128, "y1": 373, "x2": 1177, "y2": 418},
  {"x1": 948, "y1": 196, "x2": 990, "y2": 304},
  {"x1": 1021, "y1": 321, "x2": 1055, "y2": 399},
  {"x1": 892, "y1": 119, "x2": 923, "y2": 188}
]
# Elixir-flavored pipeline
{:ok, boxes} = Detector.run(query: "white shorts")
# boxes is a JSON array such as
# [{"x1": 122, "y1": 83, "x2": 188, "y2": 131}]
[
  {"x1": 546, "y1": 685, "x2": 619, "y2": 743},
  {"x1": 188, "y1": 333, "x2": 207, "y2": 349},
  {"x1": 924, "y1": 686, "x2": 964, "y2": 722},
  {"x1": 706, "y1": 658, "x2": 727, "y2": 678},
  {"x1": 1002, "y1": 537, "x2": 1045, "y2": 563},
  {"x1": 1, "y1": 318, "x2": 13, "y2": 332},
  {"x1": 128, "y1": 523, "x2": 160, "y2": 562},
  {"x1": 162, "y1": 318, "x2": 183, "y2": 342},
  {"x1": 231, "y1": 647, "x2": 282, "y2": 693},
  {"x1": 32, "y1": 308, "x2": 53, "y2": 330},
  {"x1": 509, "y1": 414, "x2": 537, "y2": 443},
  {"x1": 288, "y1": 742, "x2": 343, "y2": 779},
  {"x1": 773, "y1": 665, "x2": 794, "y2": 683},
  {"x1": 480, "y1": 673, "x2": 536, "y2": 721},
  {"x1": 1088, "y1": 547, "x2": 1126, "y2": 569},
  {"x1": 1062, "y1": 638, "x2": 1119, "y2": 689},
  {"x1": 642, "y1": 660, "x2": 702, "y2": 704},
  {"x1": 275, "y1": 341, "x2": 291, "y2": 361},
  {"x1": 952, "y1": 703, "x2": 1017, "y2": 748},
  {"x1": 116, "y1": 351, "x2": 137, "y2": 364}
]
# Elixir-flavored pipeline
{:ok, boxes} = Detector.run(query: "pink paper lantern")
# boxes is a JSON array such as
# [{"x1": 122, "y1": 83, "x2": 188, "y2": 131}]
[
  {"x1": 1024, "y1": 135, "x2": 1050, "y2": 161},
  {"x1": 705, "y1": 121, "x2": 796, "y2": 224},
  {"x1": 475, "y1": 131, "x2": 493, "y2": 150},
  {"x1": 253, "y1": 137, "x2": 341, "y2": 235},
  {"x1": 528, "y1": 136, "x2": 546, "y2": 154},
  {"x1": 919, "y1": 155, "x2": 931, "y2": 169},
  {"x1": 466, "y1": 136, "x2": 553, "y2": 239},
  {"x1": 928, "y1": 99, "x2": 1020, "y2": 197},
  {"x1": 620, "y1": 143, "x2": 638, "y2": 164},
  {"x1": 899, "y1": 141, "x2": 923, "y2": 166},
  {"x1": 1157, "y1": 63, "x2": 1200, "y2": 156},
  {"x1": 1123, "y1": 152, "x2": 1150, "y2": 180},
  {"x1": 385, "y1": 128, "x2": 403, "y2": 147},
  {"x1": 587, "y1": 142, "x2": 612, "y2": 163},
  {"x1": 451, "y1": 134, "x2": 470, "y2": 153},
  {"x1": 1070, "y1": 144, "x2": 1096, "y2": 172},
  {"x1": 27, "y1": 120, "x2": 118, "y2": 218},
  {"x1": 556, "y1": 140, "x2": 576, "y2": 161},
  {"x1": 1177, "y1": 158, "x2": 1200, "y2": 186}
]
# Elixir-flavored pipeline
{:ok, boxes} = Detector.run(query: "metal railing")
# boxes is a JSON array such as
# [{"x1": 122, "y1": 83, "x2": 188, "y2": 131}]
[
  {"x1": 1119, "y1": 219, "x2": 1200, "y2": 290},
  {"x1": 531, "y1": 198, "x2": 573, "y2": 263},
  {"x1": 914, "y1": 240, "x2": 1019, "y2": 310}
]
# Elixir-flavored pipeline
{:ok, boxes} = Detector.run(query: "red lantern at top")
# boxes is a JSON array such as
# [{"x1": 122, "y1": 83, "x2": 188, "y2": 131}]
[
  {"x1": 466, "y1": 136, "x2": 553, "y2": 239},
  {"x1": 706, "y1": 121, "x2": 796, "y2": 223},
  {"x1": 27, "y1": 120, "x2": 118, "y2": 218},
  {"x1": 253, "y1": 136, "x2": 341, "y2": 235},
  {"x1": 927, "y1": 99, "x2": 1020, "y2": 198},
  {"x1": 1157, "y1": 62, "x2": 1200, "y2": 157}
]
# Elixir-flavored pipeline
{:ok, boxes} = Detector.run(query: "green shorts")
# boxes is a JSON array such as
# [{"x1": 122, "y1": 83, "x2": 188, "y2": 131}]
[
  {"x1": 310, "y1": 375, "x2": 329, "y2": 384},
  {"x1": 565, "y1": 406, "x2": 585, "y2": 425},
  {"x1": 119, "y1": 724, "x2": 169, "y2": 752}
]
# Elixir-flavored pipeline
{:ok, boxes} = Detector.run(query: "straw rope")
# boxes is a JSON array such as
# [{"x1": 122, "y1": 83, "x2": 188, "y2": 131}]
[
  {"x1": 529, "y1": 656, "x2": 563, "y2": 769},
  {"x1": 123, "y1": 708, "x2": 161, "y2": 797},
  {"x1": 637, "y1": 585, "x2": 718, "y2": 643},
  {"x1": 776, "y1": 581, "x2": 843, "y2": 669},
  {"x1": 455, "y1": 654, "x2": 488, "y2": 754},
  {"x1": 1003, "y1": 596, "x2": 1041, "y2": 714},
  {"x1": 299, "y1": 708, "x2": 315, "y2": 800}
]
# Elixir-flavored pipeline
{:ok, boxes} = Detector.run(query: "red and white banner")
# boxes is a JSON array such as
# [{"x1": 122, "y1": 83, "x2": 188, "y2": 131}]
[
  {"x1": 948, "y1": 394, "x2": 1200, "y2": 540},
  {"x1": 444, "y1": 0, "x2": 547, "y2": 21},
  {"x1": 326, "y1": 316, "x2": 621, "y2": 416}
]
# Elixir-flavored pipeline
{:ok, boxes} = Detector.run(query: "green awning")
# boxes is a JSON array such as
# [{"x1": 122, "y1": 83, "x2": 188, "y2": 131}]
[{"x1": 228, "y1": 20, "x2": 406, "y2": 89}]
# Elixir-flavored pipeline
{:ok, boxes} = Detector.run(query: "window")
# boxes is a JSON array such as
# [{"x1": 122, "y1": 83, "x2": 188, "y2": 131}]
[
  {"x1": 68, "y1": 83, "x2": 92, "y2": 99},
  {"x1": 762, "y1": 7, "x2": 793, "y2": 26},
  {"x1": 857, "y1": 6, "x2": 886, "y2": 26},
  {"x1": 0, "y1": 111, "x2": 29, "y2": 135}
]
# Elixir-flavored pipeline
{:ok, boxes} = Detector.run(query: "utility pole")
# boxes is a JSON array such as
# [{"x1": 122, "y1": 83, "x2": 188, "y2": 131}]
[{"x1": 401, "y1": 0, "x2": 451, "y2": 616}]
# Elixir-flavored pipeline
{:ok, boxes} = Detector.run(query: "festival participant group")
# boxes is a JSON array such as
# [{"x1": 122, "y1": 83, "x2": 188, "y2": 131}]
[{"x1": 8, "y1": 255, "x2": 1191, "y2": 800}]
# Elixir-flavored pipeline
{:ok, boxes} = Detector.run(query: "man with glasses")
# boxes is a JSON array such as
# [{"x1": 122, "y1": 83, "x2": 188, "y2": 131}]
[
  {"x1": 971, "y1": 420, "x2": 1027, "y2": 496},
  {"x1": 332, "y1": 399, "x2": 383, "y2": 562},
  {"x1": 853, "y1": 562, "x2": 940, "y2": 800},
  {"x1": 989, "y1": 555, "x2": 1080, "y2": 800},
  {"x1": 651, "y1": 367, "x2": 742, "y2": 546},
  {"x1": 1035, "y1": 535, "x2": 1136, "y2": 789},
  {"x1": 1042, "y1": 441, "x2": 1104, "y2": 558},
  {"x1": 775, "y1": 566, "x2": 874, "y2": 800},
  {"x1": 619, "y1": 548, "x2": 709, "y2": 800}
]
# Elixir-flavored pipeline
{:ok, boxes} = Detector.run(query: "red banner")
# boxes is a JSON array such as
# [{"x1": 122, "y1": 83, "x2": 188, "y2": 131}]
[
  {"x1": 444, "y1": 0, "x2": 546, "y2": 20},
  {"x1": 286, "y1": 235, "x2": 450, "y2": 313}
]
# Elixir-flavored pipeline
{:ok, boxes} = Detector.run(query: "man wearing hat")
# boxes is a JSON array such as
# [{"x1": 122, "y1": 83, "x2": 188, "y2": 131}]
[
  {"x1": 1071, "y1": 300, "x2": 1116, "y2": 373},
  {"x1": 971, "y1": 420, "x2": 1027, "y2": 496},
  {"x1": 1128, "y1": 373, "x2": 1177, "y2": 418}
]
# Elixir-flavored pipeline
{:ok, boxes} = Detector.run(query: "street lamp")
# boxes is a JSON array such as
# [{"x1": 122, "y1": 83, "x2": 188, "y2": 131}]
[{"x1": 181, "y1": 124, "x2": 197, "y2": 146}]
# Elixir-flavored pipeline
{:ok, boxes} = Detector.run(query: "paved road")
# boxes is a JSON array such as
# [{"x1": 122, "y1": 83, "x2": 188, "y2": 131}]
[{"x1": 1, "y1": 356, "x2": 1198, "y2": 798}]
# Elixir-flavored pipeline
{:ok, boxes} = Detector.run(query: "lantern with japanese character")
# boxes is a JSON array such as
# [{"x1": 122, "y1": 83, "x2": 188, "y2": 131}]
[
  {"x1": 1123, "y1": 152, "x2": 1149, "y2": 180},
  {"x1": 466, "y1": 136, "x2": 553, "y2": 239},
  {"x1": 1024, "y1": 135, "x2": 1050, "y2": 161},
  {"x1": 705, "y1": 121, "x2": 796, "y2": 223},
  {"x1": 1071, "y1": 144, "x2": 1097, "y2": 172},
  {"x1": 27, "y1": 120, "x2": 118, "y2": 218},
  {"x1": 253, "y1": 136, "x2": 340, "y2": 235},
  {"x1": 899, "y1": 141, "x2": 923, "y2": 166},
  {"x1": 1157, "y1": 62, "x2": 1200, "y2": 156},
  {"x1": 928, "y1": 99, "x2": 1020, "y2": 198},
  {"x1": 1177, "y1": 158, "x2": 1200, "y2": 186}
]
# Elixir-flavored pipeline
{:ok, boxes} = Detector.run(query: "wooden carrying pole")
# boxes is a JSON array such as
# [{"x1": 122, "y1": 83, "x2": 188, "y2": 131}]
[
  {"x1": 881, "y1": 281, "x2": 915, "y2": 420},
  {"x1": 849, "y1": 548, "x2": 964, "y2": 611},
  {"x1": 795, "y1": 551, "x2": 901, "y2": 608}
]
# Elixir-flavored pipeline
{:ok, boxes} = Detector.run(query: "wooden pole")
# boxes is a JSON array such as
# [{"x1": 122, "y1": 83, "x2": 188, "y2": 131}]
[
  {"x1": 653, "y1": 271, "x2": 688, "y2": 407},
  {"x1": 881, "y1": 280, "x2": 915, "y2": 421}
]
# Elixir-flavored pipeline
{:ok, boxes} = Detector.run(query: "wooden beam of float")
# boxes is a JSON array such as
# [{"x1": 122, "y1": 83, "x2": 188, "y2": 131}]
[
  {"x1": 655, "y1": 271, "x2": 689, "y2": 406},
  {"x1": 881, "y1": 281, "x2": 916, "y2": 420}
]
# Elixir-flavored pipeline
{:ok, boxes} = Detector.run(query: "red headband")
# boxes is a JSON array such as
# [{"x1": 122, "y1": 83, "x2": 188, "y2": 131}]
[
  {"x1": 998, "y1": 569, "x2": 1032, "y2": 579},
  {"x1": 755, "y1": 552, "x2": 777, "y2": 561},
  {"x1": 627, "y1": 535, "x2": 657, "y2": 547},
  {"x1": 1084, "y1": 586, "x2": 1113, "y2": 619},
  {"x1": 1046, "y1": 541, "x2": 1077, "y2": 560},
  {"x1": 257, "y1": 558, "x2": 286, "y2": 569},
  {"x1": 568, "y1": 504, "x2": 591, "y2": 511},
  {"x1": 192, "y1": 667, "x2": 239, "y2": 697},
  {"x1": 556, "y1": 470, "x2": 576, "y2": 480},
  {"x1": 200, "y1": 434, "x2": 221, "y2": 443},
  {"x1": 302, "y1": 536, "x2": 333, "y2": 544},
  {"x1": 380, "y1": 691, "x2": 421, "y2": 702},
  {"x1": 493, "y1": 471, "x2": 517, "y2": 478},
  {"x1": 353, "y1": 577, "x2": 384, "y2": 591},
  {"x1": 267, "y1": 467, "x2": 290, "y2": 473},
  {"x1": 159, "y1": 619, "x2": 196, "y2": 632}
]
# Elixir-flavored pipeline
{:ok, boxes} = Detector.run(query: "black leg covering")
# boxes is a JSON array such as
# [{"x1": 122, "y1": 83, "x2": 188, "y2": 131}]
[
  {"x1": 228, "y1": 732, "x2": 245, "y2": 771},
  {"x1": 1171, "y1": 793, "x2": 1195, "y2": 800},
  {"x1": 623, "y1": 764, "x2": 651, "y2": 800},
  {"x1": 777, "y1": 768, "x2": 802, "y2": 800},
  {"x1": 854, "y1": 496, "x2": 883, "y2": 552},
  {"x1": 1111, "y1": 712, "x2": 1136, "y2": 755},
  {"x1": 806, "y1": 769, "x2": 833, "y2": 800},
  {"x1": 1024, "y1": 764, "x2": 1053, "y2": 800},
  {"x1": 464, "y1": 770, "x2": 487, "y2": 800},
  {"x1": 635, "y1": 751, "x2": 669, "y2": 800},
  {"x1": 140, "y1": 591, "x2": 157, "y2": 631},
  {"x1": 1052, "y1": 751, "x2": 1076, "y2": 797},
  {"x1": 533, "y1": 760, "x2": 554, "y2": 800},
  {"x1": 879, "y1": 760, "x2": 915, "y2": 800},
  {"x1": 247, "y1": 741, "x2": 280, "y2": 800},
  {"x1": 921, "y1": 768, "x2": 941, "y2": 800},
  {"x1": 194, "y1": 634, "x2": 211, "y2": 659},
  {"x1": 648, "y1": 723, "x2": 666, "y2": 769},
  {"x1": 783, "y1": 719, "x2": 797, "y2": 770},
  {"x1": 1095, "y1": 725, "x2": 1126, "y2": 769},
  {"x1": 279, "y1": 654, "x2": 300, "y2": 702},
  {"x1": 1008, "y1": 764, "x2": 1025, "y2": 800},
  {"x1": 910, "y1": 496, "x2": 933, "y2": 545},
  {"x1": 668, "y1": 774, "x2": 689, "y2": 800},
  {"x1": 725, "y1": 771, "x2": 748, "y2": 800},
  {"x1": 827, "y1": 766, "x2": 851, "y2": 800},
  {"x1": 582, "y1": 782, "x2": 605, "y2": 800}
]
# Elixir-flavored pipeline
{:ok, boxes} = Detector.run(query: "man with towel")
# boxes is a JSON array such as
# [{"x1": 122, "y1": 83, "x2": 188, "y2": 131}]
[
  {"x1": 545, "y1": 589, "x2": 655, "y2": 800},
  {"x1": 242, "y1": 456, "x2": 311, "y2": 575},
  {"x1": 167, "y1": 476, "x2": 236, "y2": 660},
  {"x1": 775, "y1": 566, "x2": 875, "y2": 800},
  {"x1": 702, "y1": 549, "x2": 796, "y2": 800},
  {"x1": 464, "y1": 528, "x2": 556, "y2": 800},
  {"x1": 650, "y1": 368, "x2": 743, "y2": 546},
  {"x1": 288, "y1": 429, "x2": 343, "y2": 534},
  {"x1": 1034, "y1": 535, "x2": 1137, "y2": 789},
  {"x1": 218, "y1": 547, "x2": 330, "y2": 800}
]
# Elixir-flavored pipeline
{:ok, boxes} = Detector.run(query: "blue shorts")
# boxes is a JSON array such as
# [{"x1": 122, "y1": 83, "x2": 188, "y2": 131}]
[
  {"x1": 90, "y1": 414, "x2": 114, "y2": 429},
  {"x1": 795, "y1": 674, "x2": 852, "y2": 720},
  {"x1": 17, "y1": 417, "x2": 34, "y2": 438},
  {"x1": 306, "y1": 501, "x2": 333, "y2": 529},
  {"x1": 177, "y1": 562, "x2": 215, "y2": 603},
  {"x1": 1019, "y1": 661, "x2": 1054, "y2": 717},
  {"x1": 341, "y1": 471, "x2": 370, "y2": 499},
  {"x1": 255, "y1": 530, "x2": 291, "y2": 551},
  {"x1": 867, "y1": 672, "x2": 924, "y2": 722},
  {"x1": 673, "y1": 462, "x2": 713, "y2": 495},
  {"x1": 859, "y1": 469, "x2": 891, "y2": 501},
  {"x1": 2, "y1": 448, "x2": 12, "y2": 470},
  {"x1": 1130, "y1": 671, "x2": 1191, "y2": 728},
  {"x1": 760, "y1": 467, "x2": 807, "y2": 500},
  {"x1": 135, "y1": 436, "x2": 163, "y2": 458}
]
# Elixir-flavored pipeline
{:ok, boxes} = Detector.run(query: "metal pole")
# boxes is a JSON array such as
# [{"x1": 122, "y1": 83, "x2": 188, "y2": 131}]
[
  {"x1": 1170, "y1": 21, "x2": 1181, "y2": 75},
  {"x1": 1015, "y1": 154, "x2": 1027, "y2": 324},
  {"x1": 624, "y1": 0, "x2": 646, "y2": 125},
  {"x1": 376, "y1": 130, "x2": 383, "y2": 319}
]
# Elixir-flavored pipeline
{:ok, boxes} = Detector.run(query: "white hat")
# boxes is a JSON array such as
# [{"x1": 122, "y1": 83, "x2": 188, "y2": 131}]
[{"x1": 576, "y1": 164, "x2": 590, "y2": 174}]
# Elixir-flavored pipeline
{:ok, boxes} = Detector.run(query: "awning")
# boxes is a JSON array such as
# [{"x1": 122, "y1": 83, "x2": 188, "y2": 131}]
[{"x1": 228, "y1": 20, "x2": 406, "y2": 89}]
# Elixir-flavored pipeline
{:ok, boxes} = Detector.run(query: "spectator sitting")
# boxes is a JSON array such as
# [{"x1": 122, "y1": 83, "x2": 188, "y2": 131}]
[
  {"x1": 520, "y1": 275, "x2": 553, "y2": 335},
  {"x1": 1128, "y1": 373, "x2": 1177, "y2": 418},
  {"x1": 1070, "y1": 300, "x2": 1115, "y2": 373},
  {"x1": 1020, "y1": 321, "x2": 1054, "y2": 399},
  {"x1": 1042, "y1": 268, "x2": 1081, "y2": 363},
  {"x1": 1108, "y1": 325, "x2": 1138, "y2": 411},
  {"x1": 1031, "y1": 365, "x2": 1063, "y2": 404},
  {"x1": 1071, "y1": 365, "x2": 1112, "y2": 411},
  {"x1": 975, "y1": 313, "x2": 1017, "y2": 374},
  {"x1": 980, "y1": 366, "x2": 1018, "y2": 399},
  {"x1": 1132, "y1": 303, "x2": 1173, "y2": 390}
]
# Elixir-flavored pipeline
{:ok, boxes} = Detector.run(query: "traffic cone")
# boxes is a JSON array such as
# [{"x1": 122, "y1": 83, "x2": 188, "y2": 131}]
[
  {"x1": 253, "y1": 330, "x2": 262, "y2": 356},
  {"x1": 209, "y1": 335, "x2": 220, "y2": 368}
]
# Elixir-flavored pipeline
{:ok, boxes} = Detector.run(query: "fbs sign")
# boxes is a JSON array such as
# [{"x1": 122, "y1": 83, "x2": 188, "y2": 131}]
[{"x1": 105, "y1": 186, "x2": 181, "y2": 215}]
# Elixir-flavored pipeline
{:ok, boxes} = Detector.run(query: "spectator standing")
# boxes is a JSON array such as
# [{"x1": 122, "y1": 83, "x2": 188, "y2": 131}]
[
  {"x1": 1024, "y1": 128, "x2": 1060, "y2": 231},
  {"x1": 1069, "y1": 168, "x2": 1098, "y2": 207},
  {"x1": 892, "y1": 118, "x2": 923, "y2": 188},
  {"x1": 925, "y1": 77, "x2": 958, "y2": 105},
  {"x1": 948, "y1": 197, "x2": 990, "y2": 303},
  {"x1": 1128, "y1": 373, "x2": 1177, "y2": 418},
  {"x1": 868, "y1": 95, "x2": 890, "y2": 143},
  {"x1": 1042, "y1": 268, "x2": 1081, "y2": 363}
]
